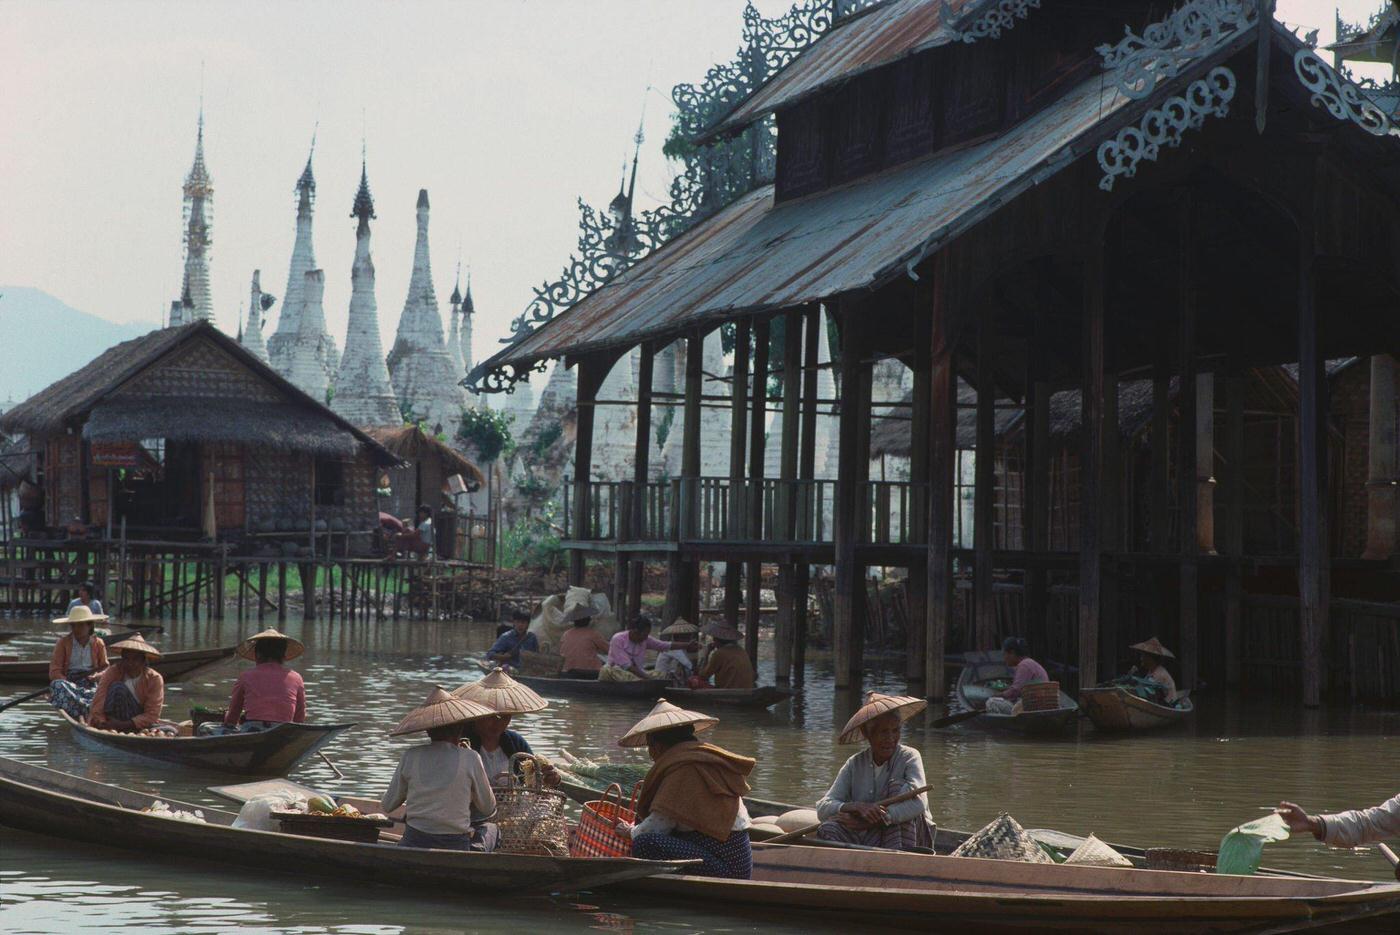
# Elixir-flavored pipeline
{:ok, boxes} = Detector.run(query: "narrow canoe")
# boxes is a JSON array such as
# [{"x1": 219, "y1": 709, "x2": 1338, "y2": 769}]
[
  {"x1": 0, "y1": 643, "x2": 238, "y2": 685},
  {"x1": 624, "y1": 844, "x2": 1400, "y2": 932},
  {"x1": 514, "y1": 675, "x2": 669, "y2": 700},
  {"x1": 666, "y1": 686, "x2": 795, "y2": 709},
  {"x1": 0, "y1": 757, "x2": 690, "y2": 893},
  {"x1": 61, "y1": 711, "x2": 353, "y2": 776},
  {"x1": 954, "y1": 653, "x2": 1079, "y2": 736},
  {"x1": 1079, "y1": 686, "x2": 1195, "y2": 732}
]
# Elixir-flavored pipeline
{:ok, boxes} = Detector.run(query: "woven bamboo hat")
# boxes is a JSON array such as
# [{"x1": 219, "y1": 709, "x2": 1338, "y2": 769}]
[
  {"x1": 838, "y1": 692, "x2": 927, "y2": 744},
  {"x1": 452, "y1": 667, "x2": 548, "y2": 714},
  {"x1": 618, "y1": 698, "x2": 718, "y2": 748},
  {"x1": 52, "y1": 605, "x2": 108, "y2": 628},
  {"x1": 390, "y1": 687, "x2": 496, "y2": 737},
  {"x1": 109, "y1": 634, "x2": 162, "y2": 659},
  {"x1": 1129, "y1": 637, "x2": 1174, "y2": 660},
  {"x1": 237, "y1": 628, "x2": 306, "y2": 662},
  {"x1": 702, "y1": 620, "x2": 742, "y2": 642},
  {"x1": 661, "y1": 618, "x2": 698, "y2": 637}
]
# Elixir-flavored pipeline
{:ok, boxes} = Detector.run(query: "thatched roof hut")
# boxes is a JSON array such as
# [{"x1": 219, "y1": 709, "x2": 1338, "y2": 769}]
[{"x1": 365, "y1": 426, "x2": 485, "y2": 491}]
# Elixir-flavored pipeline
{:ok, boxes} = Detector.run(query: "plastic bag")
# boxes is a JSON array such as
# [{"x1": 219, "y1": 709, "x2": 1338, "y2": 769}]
[{"x1": 1217, "y1": 814, "x2": 1290, "y2": 875}]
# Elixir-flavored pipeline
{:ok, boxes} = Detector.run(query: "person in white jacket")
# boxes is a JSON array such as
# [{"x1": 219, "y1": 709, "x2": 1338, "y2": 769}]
[{"x1": 1277, "y1": 795, "x2": 1400, "y2": 847}]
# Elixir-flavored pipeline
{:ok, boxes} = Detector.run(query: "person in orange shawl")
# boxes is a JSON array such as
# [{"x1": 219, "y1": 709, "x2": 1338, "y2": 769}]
[
  {"x1": 616, "y1": 699, "x2": 755, "y2": 879},
  {"x1": 47, "y1": 605, "x2": 111, "y2": 720},
  {"x1": 88, "y1": 635, "x2": 167, "y2": 732}
]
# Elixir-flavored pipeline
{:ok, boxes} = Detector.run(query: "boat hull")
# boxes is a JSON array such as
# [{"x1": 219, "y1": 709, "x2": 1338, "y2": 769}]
[
  {"x1": 1079, "y1": 686, "x2": 1194, "y2": 732},
  {"x1": 0, "y1": 644, "x2": 238, "y2": 685},
  {"x1": 515, "y1": 675, "x2": 668, "y2": 700},
  {"x1": 624, "y1": 845, "x2": 1400, "y2": 933},
  {"x1": 666, "y1": 686, "x2": 794, "y2": 708},
  {"x1": 954, "y1": 656, "x2": 1079, "y2": 736},
  {"x1": 62, "y1": 712, "x2": 352, "y2": 776},
  {"x1": 0, "y1": 757, "x2": 688, "y2": 894}
]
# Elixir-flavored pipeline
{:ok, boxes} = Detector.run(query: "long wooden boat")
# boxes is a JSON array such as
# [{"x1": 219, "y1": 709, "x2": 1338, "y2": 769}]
[
  {"x1": 514, "y1": 674, "x2": 668, "y2": 700},
  {"x1": 0, "y1": 643, "x2": 238, "y2": 685},
  {"x1": 624, "y1": 843, "x2": 1400, "y2": 932},
  {"x1": 61, "y1": 711, "x2": 352, "y2": 776},
  {"x1": 666, "y1": 685, "x2": 795, "y2": 709},
  {"x1": 954, "y1": 656, "x2": 1080, "y2": 737},
  {"x1": 1079, "y1": 685, "x2": 1195, "y2": 732},
  {"x1": 0, "y1": 757, "x2": 690, "y2": 893}
]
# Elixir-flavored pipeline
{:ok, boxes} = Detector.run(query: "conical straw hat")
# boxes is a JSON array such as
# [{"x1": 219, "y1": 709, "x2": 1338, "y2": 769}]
[
  {"x1": 390, "y1": 687, "x2": 496, "y2": 737},
  {"x1": 838, "y1": 692, "x2": 927, "y2": 744},
  {"x1": 1065, "y1": 833, "x2": 1133, "y2": 868},
  {"x1": 52, "y1": 604, "x2": 109, "y2": 627},
  {"x1": 661, "y1": 618, "x2": 698, "y2": 637},
  {"x1": 109, "y1": 634, "x2": 162, "y2": 659},
  {"x1": 1129, "y1": 636, "x2": 1174, "y2": 659},
  {"x1": 618, "y1": 698, "x2": 718, "y2": 748},
  {"x1": 702, "y1": 620, "x2": 742, "y2": 641},
  {"x1": 950, "y1": 813, "x2": 1054, "y2": 863},
  {"x1": 452, "y1": 667, "x2": 548, "y2": 713},
  {"x1": 237, "y1": 628, "x2": 306, "y2": 661}
]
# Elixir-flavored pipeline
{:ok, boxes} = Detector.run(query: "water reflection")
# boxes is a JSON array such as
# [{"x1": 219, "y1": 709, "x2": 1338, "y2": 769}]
[{"x1": 1, "y1": 613, "x2": 1397, "y2": 933}]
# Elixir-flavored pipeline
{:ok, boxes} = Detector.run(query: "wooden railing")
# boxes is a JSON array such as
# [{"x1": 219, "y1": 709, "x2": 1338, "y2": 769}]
[{"x1": 564, "y1": 476, "x2": 928, "y2": 546}]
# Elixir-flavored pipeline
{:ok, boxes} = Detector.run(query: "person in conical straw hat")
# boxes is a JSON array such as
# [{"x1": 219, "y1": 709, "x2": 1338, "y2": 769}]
[
  {"x1": 46, "y1": 604, "x2": 111, "y2": 721},
  {"x1": 616, "y1": 699, "x2": 756, "y2": 879},
  {"x1": 558, "y1": 599, "x2": 609, "y2": 680},
  {"x1": 382, "y1": 687, "x2": 500, "y2": 852},
  {"x1": 816, "y1": 692, "x2": 935, "y2": 851},
  {"x1": 88, "y1": 635, "x2": 168, "y2": 734},
  {"x1": 453, "y1": 668, "x2": 560, "y2": 788},
  {"x1": 697, "y1": 620, "x2": 756, "y2": 691},
  {"x1": 199, "y1": 629, "x2": 308, "y2": 736},
  {"x1": 1124, "y1": 636, "x2": 1179, "y2": 703}
]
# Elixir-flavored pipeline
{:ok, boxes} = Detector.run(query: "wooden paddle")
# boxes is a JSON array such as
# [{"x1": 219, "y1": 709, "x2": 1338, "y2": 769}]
[
  {"x1": 0, "y1": 687, "x2": 50, "y2": 714},
  {"x1": 761, "y1": 784, "x2": 933, "y2": 845},
  {"x1": 1378, "y1": 842, "x2": 1400, "y2": 882},
  {"x1": 931, "y1": 708, "x2": 983, "y2": 728}
]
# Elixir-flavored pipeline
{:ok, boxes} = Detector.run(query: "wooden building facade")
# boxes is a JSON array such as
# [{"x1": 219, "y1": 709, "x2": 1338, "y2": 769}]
[{"x1": 474, "y1": 0, "x2": 1400, "y2": 704}]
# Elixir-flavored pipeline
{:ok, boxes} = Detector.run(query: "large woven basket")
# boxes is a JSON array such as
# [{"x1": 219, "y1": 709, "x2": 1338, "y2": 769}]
[
  {"x1": 1146, "y1": 847, "x2": 1217, "y2": 873},
  {"x1": 1021, "y1": 681, "x2": 1061, "y2": 712},
  {"x1": 519, "y1": 650, "x2": 565, "y2": 678},
  {"x1": 493, "y1": 753, "x2": 571, "y2": 857}
]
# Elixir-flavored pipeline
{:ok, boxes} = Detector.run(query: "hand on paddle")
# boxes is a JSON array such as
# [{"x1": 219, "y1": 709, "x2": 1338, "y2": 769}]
[
  {"x1": 839, "y1": 802, "x2": 889, "y2": 828},
  {"x1": 1276, "y1": 801, "x2": 1323, "y2": 839}
]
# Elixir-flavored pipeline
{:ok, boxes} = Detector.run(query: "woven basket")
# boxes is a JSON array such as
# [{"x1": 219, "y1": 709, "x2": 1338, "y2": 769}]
[
  {"x1": 1021, "y1": 681, "x2": 1061, "y2": 713},
  {"x1": 493, "y1": 753, "x2": 571, "y2": 857},
  {"x1": 519, "y1": 650, "x2": 565, "y2": 678},
  {"x1": 1146, "y1": 847, "x2": 1217, "y2": 873}
]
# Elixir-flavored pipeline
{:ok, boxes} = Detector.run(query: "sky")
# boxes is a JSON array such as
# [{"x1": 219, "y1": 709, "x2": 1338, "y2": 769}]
[{"x1": 0, "y1": 0, "x2": 1387, "y2": 369}]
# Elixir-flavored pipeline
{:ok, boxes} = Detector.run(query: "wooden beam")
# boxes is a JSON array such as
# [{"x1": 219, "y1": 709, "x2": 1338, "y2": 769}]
[
  {"x1": 775, "y1": 309, "x2": 803, "y2": 685},
  {"x1": 569, "y1": 358, "x2": 603, "y2": 587},
  {"x1": 795, "y1": 307, "x2": 821, "y2": 688},
  {"x1": 1079, "y1": 240, "x2": 1105, "y2": 692},
  {"x1": 727, "y1": 320, "x2": 750, "y2": 659},
  {"x1": 1196, "y1": 372, "x2": 1217, "y2": 555},
  {"x1": 1177, "y1": 196, "x2": 1199, "y2": 695},
  {"x1": 628, "y1": 343, "x2": 655, "y2": 616},
  {"x1": 974, "y1": 307, "x2": 997, "y2": 650},
  {"x1": 1362, "y1": 354, "x2": 1397, "y2": 560},
  {"x1": 1297, "y1": 222, "x2": 1327, "y2": 708},
  {"x1": 746, "y1": 318, "x2": 771, "y2": 668},
  {"x1": 906, "y1": 295, "x2": 931, "y2": 691},
  {"x1": 834, "y1": 303, "x2": 865, "y2": 690},
  {"x1": 1224, "y1": 369, "x2": 1245, "y2": 686},
  {"x1": 1101, "y1": 366, "x2": 1120, "y2": 678},
  {"x1": 926, "y1": 252, "x2": 956, "y2": 697}
]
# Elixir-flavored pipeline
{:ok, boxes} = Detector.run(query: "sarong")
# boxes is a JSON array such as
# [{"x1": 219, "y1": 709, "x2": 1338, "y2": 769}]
[
  {"x1": 48, "y1": 675, "x2": 97, "y2": 719},
  {"x1": 632, "y1": 829, "x2": 752, "y2": 879},
  {"x1": 104, "y1": 682, "x2": 144, "y2": 722},
  {"x1": 598, "y1": 664, "x2": 640, "y2": 683},
  {"x1": 816, "y1": 778, "x2": 934, "y2": 851},
  {"x1": 400, "y1": 821, "x2": 498, "y2": 852}
]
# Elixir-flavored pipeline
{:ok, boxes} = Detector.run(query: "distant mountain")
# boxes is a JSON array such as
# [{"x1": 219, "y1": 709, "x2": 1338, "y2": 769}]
[{"x1": 0, "y1": 287, "x2": 158, "y2": 404}]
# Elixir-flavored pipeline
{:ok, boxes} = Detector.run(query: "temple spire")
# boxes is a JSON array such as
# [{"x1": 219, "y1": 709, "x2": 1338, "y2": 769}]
[
  {"x1": 269, "y1": 131, "x2": 338, "y2": 385},
  {"x1": 176, "y1": 106, "x2": 214, "y2": 324},
  {"x1": 242, "y1": 270, "x2": 271, "y2": 362},
  {"x1": 460, "y1": 270, "x2": 475, "y2": 379},
  {"x1": 334, "y1": 156, "x2": 403, "y2": 427},
  {"x1": 447, "y1": 261, "x2": 466, "y2": 383}
]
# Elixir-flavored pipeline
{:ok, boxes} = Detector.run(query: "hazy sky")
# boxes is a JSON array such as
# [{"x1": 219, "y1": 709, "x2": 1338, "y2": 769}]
[{"x1": 0, "y1": 0, "x2": 1383, "y2": 366}]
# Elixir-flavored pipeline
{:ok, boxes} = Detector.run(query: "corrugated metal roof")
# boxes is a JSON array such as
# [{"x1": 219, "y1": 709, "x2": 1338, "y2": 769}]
[{"x1": 706, "y1": 0, "x2": 974, "y2": 140}]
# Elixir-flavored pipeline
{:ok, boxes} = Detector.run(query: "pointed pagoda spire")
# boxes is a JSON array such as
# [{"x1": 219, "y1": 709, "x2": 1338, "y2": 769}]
[
  {"x1": 268, "y1": 129, "x2": 338, "y2": 385},
  {"x1": 334, "y1": 154, "x2": 403, "y2": 427},
  {"x1": 241, "y1": 269, "x2": 270, "y2": 362},
  {"x1": 386, "y1": 188, "x2": 466, "y2": 433},
  {"x1": 287, "y1": 270, "x2": 330, "y2": 401},
  {"x1": 460, "y1": 271, "x2": 475, "y2": 381},
  {"x1": 177, "y1": 105, "x2": 214, "y2": 324},
  {"x1": 447, "y1": 262, "x2": 466, "y2": 382}
]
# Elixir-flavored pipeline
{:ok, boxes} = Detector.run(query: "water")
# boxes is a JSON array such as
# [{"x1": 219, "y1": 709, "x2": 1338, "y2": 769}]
[{"x1": 2, "y1": 614, "x2": 1396, "y2": 933}]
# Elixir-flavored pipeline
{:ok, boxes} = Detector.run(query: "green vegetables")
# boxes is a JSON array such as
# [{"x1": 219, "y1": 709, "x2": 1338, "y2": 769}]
[{"x1": 563, "y1": 757, "x2": 648, "y2": 790}]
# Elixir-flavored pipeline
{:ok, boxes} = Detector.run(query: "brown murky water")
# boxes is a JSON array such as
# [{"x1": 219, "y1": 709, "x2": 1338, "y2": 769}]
[{"x1": 1, "y1": 614, "x2": 1396, "y2": 933}]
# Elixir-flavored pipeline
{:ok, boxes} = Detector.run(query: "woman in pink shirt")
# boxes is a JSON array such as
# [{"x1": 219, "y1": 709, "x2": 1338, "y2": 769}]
[
  {"x1": 599, "y1": 615, "x2": 697, "y2": 682},
  {"x1": 984, "y1": 637, "x2": 1048, "y2": 715},
  {"x1": 199, "y1": 629, "x2": 307, "y2": 735}
]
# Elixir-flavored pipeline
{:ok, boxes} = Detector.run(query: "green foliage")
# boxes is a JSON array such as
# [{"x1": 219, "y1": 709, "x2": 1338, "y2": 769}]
[
  {"x1": 458, "y1": 408, "x2": 515, "y2": 464},
  {"x1": 498, "y1": 500, "x2": 564, "y2": 570},
  {"x1": 531, "y1": 421, "x2": 563, "y2": 459}
]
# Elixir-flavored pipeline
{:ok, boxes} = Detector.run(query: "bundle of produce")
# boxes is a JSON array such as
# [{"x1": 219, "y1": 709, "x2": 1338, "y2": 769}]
[
  {"x1": 142, "y1": 800, "x2": 206, "y2": 823},
  {"x1": 557, "y1": 751, "x2": 648, "y2": 790}
]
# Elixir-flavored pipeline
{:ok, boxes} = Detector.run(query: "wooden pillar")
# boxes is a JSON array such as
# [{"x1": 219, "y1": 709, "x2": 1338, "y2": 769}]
[
  {"x1": 973, "y1": 308, "x2": 997, "y2": 649},
  {"x1": 833, "y1": 305, "x2": 865, "y2": 689},
  {"x1": 926, "y1": 252, "x2": 957, "y2": 697},
  {"x1": 1362, "y1": 354, "x2": 1397, "y2": 560},
  {"x1": 1196, "y1": 372, "x2": 1217, "y2": 554},
  {"x1": 1150, "y1": 359, "x2": 1173, "y2": 634},
  {"x1": 1025, "y1": 371, "x2": 1050, "y2": 641},
  {"x1": 1296, "y1": 223, "x2": 1327, "y2": 708},
  {"x1": 795, "y1": 307, "x2": 820, "y2": 688},
  {"x1": 775, "y1": 309, "x2": 803, "y2": 684},
  {"x1": 746, "y1": 320, "x2": 770, "y2": 666},
  {"x1": 1224, "y1": 370, "x2": 1245, "y2": 686},
  {"x1": 727, "y1": 321, "x2": 750, "y2": 645},
  {"x1": 1101, "y1": 367, "x2": 1120, "y2": 678},
  {"x1": 906, "y1": 300, "x2": 931, "y2": 691},
  {"x1": 628, "y1": 343, "x2": 655, "y2": 616},
  {"x1": 570, "y1": 358, "x2": 603, "y2": 587},
  {"x1": 1078, "y1": 240, "x2": 1105, "y2": 691},
  {"x1": 672, "y1": 334, "x2": 704, "y2": 623},
  {"x1": 1176, "y1": 197, "x2": 1200, "y2": 695}
]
